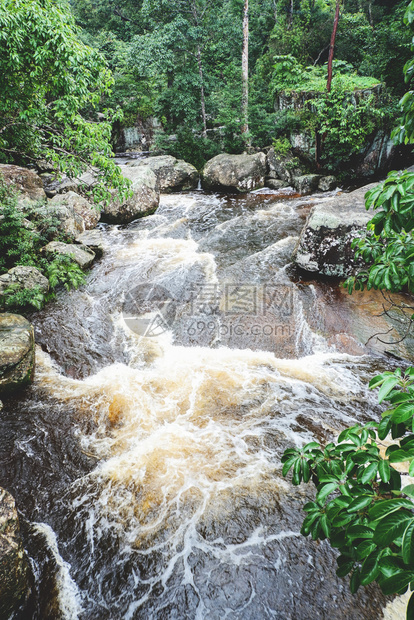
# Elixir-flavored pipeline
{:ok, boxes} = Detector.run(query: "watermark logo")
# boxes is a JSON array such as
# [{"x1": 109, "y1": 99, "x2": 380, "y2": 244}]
[
  {"x1": 122, "y1": 283, "x2": 177, "y2": 337},
  {"x1": 122, "y1": 282, "x2": 294, "y2": 337}
]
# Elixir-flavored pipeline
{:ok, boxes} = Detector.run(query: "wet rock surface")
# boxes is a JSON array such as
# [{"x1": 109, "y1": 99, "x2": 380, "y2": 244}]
[
  {"x1": 0, "y1": 313, "x2": 35, "y2": 396},
  {"x1": 128, "y1": 155, "x2": 199, "y2": 192},
  {"x1": 0, "y1": 487, "x2": 30, "y2": 618},
  {"x1": 202, "y1": 153, "x2": 266, "y2": 192},
  {"x1": 294, "y1": 184, "x2": 375, "y2": 277}
]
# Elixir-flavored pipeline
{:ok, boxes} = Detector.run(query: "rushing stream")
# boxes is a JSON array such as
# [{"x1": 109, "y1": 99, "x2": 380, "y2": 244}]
[{"x1": 1, "y1": 186, "x2": 407, "y2": 618}]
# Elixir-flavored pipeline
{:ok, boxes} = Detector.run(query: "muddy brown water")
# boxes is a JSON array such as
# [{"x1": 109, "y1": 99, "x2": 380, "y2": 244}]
[{"x1": 1, "y1": 187, "x2": 410, "y2": 619}]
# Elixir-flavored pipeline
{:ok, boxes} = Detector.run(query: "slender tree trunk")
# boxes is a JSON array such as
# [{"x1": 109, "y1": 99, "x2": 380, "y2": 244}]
[
  {"x1": 241, "y1": 0, "x2": 249, "y2": 144},
  {"x1": 288, "y1": 0, "x2": 294, "y2": 30},
  {"x1": 197, "y1": 45, "x2": 207, "y2": 137},
  {"x1": 326, "y1": 0, "x2": 341, "y2": 92}
]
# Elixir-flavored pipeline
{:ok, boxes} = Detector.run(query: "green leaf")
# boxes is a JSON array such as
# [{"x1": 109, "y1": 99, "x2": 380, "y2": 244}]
[
  {"x1": 407, "y1": 592, "x2": 414, "y2": 620},
  {"x1": 379, "y1": 460, "x2": 391, "y2": 483},
  {"x1": 350, "y1": 569, "x2": 361, "y2": 594},
  {"x1": 373, "y1": 512, "x2": 412, "y2": 547},
  {"x1": 316, "y1": 482, "x2": 338, "y2": 503},
  {"x1": 402, "y1": 520, "x2": 414, "y2": 564},
  {"x1": 378, "y1": 377, "x2": 401, "y2": 403},
  {"x1": 347, "y1": 495, "x2": 373, "y2": 513},
  {"x1": 392, "y1": 402, "x2": 414, "y2": 424},
  {"x1": 380, "y1": 571, "x2": 412, "y2": 596},
  {"x1": 346, "y1": 525, "x2": 375, "y2": 541},
  {"x1": 404, "y1": 485, "x2": 414, "y2": 499},
  {"x1": 369, "y1": 499, "x2": 414, "y2": 521},
  {"x1": 360, "y1": 553, "x2": 381, "y2": 586},
  {"x1": 360, "y1": 462, "x2": 378, "y2": 484}
]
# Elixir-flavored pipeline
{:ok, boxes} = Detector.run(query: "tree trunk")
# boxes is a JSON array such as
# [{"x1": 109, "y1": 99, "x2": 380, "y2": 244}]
[
  {"x1": 241, "y1": 0, "x2": 249, "y2": 144},
  {"x1": 326, "y1": 0, "x2": 341, "y2": 92},
  {"x1": 197, "y1": 46, "x2": 207, "y2": 137},
  {"x1": 288, "y1": 0, "x2": 294, "y2": 30}
]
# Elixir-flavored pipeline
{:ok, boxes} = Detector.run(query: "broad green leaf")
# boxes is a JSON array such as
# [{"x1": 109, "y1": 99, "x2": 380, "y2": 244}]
[
  {"x1": 316, "y1": 482, "x2": 338, "y2": 503},
  {"x1": 369, "y1": 499, "x2": 414, "y2": 521},
  {"x1": 404, "y1": 485, "x2": 414, "y2": 499},
  {"x1": 378, "y1": 377, "x2": 401, "y2": 403},
  {"x1": 380, "y1": 571, "x2": 412, "y2": 596},
  {"x1": 347, "y1": 495, "x2": 373, "y2": 513},
  {"x1": 373, "y1": 512, "x2": 412, "y2": 547},
  {"x1": 379, "y1": 460, "x2": 391, "y2": 483},
  {"x1": 402, "y1": 520, "x2": 414, "y2": 564},
  {"x1": 346, "y1": 525, "x2": 375, "y2": 541},
  {"x1": 407, "y1": 591, "x2": 414, "y2": 620},
  {"x1": 360, "y1": 553, "x2": 381, "y2": 586},
  {"x1": 360, "y1": 462, "x2": 378, "y2": 484}
]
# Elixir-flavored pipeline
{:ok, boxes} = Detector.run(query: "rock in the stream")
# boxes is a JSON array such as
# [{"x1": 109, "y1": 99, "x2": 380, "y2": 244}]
[
  {"x1": 266, "y1": 148, "x2": 305, "y2": 184},
  {"x1": 265, "y1": 178, "x2": 289, "y2": 190},
  {"x1": 128, "y1": 155, "x2": 199, "y2": 192},
  {"x1": 202, "y1": 153, "x2": 266, "y2": 193},
  {"x1": 101, "y1": 166, "x2": 159, "y2": 224},
  {"x1": 75, "y1": 230, "x2": 105, "y2": 258},
  {"x1": 49, "y1": 191, "x2": 100, "y2": 230},
  {"x1": 0, "y1": 164, "x2": 46, "y2": 205},
  {"x1": 318, "y1": 175, "x2": 337, "y2": 192},
  {"x1": 0, "y1": 266, "x2": 49, "y2": 297},
  {"x1": 293, "y1": 174, "x2": 322, "y2": 195},
  {"x1": 42, "y1": 241, "x2": 96, "y2": 269},
  {"x1": 0, "y1": 313, "x2": 35, "y2": 396},
  {"x1": 294, "y1": 183, "x2": 375, "y2": 277},
  {"x1": 41, "y1": 174, "x2": 80, "y2": 198},
  {"x1": 0, "y1": 487, "x2": 30, "y2": 618}
]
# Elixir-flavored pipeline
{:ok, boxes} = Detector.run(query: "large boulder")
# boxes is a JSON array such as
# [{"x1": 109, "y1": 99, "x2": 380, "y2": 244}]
[
  {"x1": 49, "y1": 191, "x2": 100, "y2": 230},
  {"x1": 101, "y1": 166, "x2": 159, "y2": 224},
  {"x1": 41, "y1": 174, "x2": 80, "y2": 198},
  {"x1": 0, "y1": 164, "x2": 46, "y2": 205},
  {"x1": 294, "y1": 184, "x2": 375, "y2": 277},
  {"x1": 0, "y1": 488, "x2": 30, "y2": 618},
  {"x1": 202, "y1": 153, "x2": 266, "y2": 193},
  {"x1": 0, "y1": 313, "x2": 35, "y2": 396},
  {"x1": 293, "y1": 174, "x2": 322, "y2": 195},
  {"x1": 43, "y1": 241, "x2": 95, "y2": 269},
  {"x1": 128, "y1": 155, "x2": 199, "y2": 192},
  {"x1": 37, "y1": 203, "x2": 85, "y2": 237},
  {"x1": 0, "y1": 266, "x2": 49, "y2": 297}
]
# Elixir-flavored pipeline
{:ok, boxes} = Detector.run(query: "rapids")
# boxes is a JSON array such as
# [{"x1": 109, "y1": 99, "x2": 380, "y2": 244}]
[{"x1": 0, "y1": 187, "x2": 407, "y2": 618}]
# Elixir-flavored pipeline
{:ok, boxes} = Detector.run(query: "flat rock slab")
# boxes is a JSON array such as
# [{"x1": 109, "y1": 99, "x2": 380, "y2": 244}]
[
  {"x1": 0, "y1": 313, "x2": 35, "y2": 396},
  {"x1": 43, "y1": 241, "x2": 95, "y2": 269},
  {"x1": 0, "y1": 487, "x2": 30, "y2": 618},
  {"x1": 294, "y1": 184, "x2": 376, "y2": 277}
]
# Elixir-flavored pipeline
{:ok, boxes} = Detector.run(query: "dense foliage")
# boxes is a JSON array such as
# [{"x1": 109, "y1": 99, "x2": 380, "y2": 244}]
[
  {"x1": 0, "y1": 178, "x2": 86, "y2": 310},
  {"x1": 282, "y1": 368, "x2": 414, "y2": 617},
  {"x1": 71, "y1": 0, "x2": 412, "y2": 168},
  {"x1": 0, "y1": 0, "x2": 128, "y2": 199}
]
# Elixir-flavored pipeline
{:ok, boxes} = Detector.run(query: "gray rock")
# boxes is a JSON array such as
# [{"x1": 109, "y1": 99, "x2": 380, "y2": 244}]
[
  {"x1": 49, "y1": 191, "x2": 100, "y2": 230},
  {"x1": 75, "y1": 230, "x2": 106, "y2": 258},
  {"x1": 265, "y1": 178, "x2": 289, "y2": 190},
  {"x1": 294, "y1": 183, "x2": 376, "y2": 277},
  {"x1": 318, "y1": 176, "x2": 337, "y2": 192},
  {"x1": 293, "y1": 174, "x2": 322, "y2": 195},
  {"x1": 266, "y1": 148, "x2": 304, "y2": 184},
  {"x1": 0, "y1": 164, "x2": 46, "y2": 205},
  {"x1": 37, "y1": 204, "x2": 85, "y2": 237},
  {"x1": 202, "y1": 153, "x2": 266, "y2": 193},
  {"x1": 42, "y1": 175, "x2": 80, "y2": 198},
  {"x1": 43, "y1": 241, "x2": 95, "y2": 269},
  {"x1": 0, "y1": 487, "x2": 30, "y2": 618},
  {"x1": 129, "y1": 155, "x2": 199, "y2": 192},
  {"x1": 0, "y1": 266, "x2": 49, "y2": 297},
  {"x1": 101, "y1": 166, "x2": 159, "y2": 224},
  {"x1": 0, "y1": 313, "x2": 35, "y2": 395}
]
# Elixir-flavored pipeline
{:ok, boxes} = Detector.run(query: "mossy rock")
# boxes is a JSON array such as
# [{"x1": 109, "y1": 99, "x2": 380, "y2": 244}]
[{"x1": 0, "y1": 313, "x2": 35, "y2": 396}]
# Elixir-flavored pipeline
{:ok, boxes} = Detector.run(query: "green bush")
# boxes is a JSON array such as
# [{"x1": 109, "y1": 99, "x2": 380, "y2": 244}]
[
  {"x1": 282, "y1": 367, "x2": 414, "y2": 618},
  {"x1": 0, "y1": 177, "x2": 86, "y2": 311}
]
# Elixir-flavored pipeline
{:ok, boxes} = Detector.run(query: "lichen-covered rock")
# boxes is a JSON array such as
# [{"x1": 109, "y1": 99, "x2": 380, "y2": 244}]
[
  {"x1": 293, "y1": 174, "x2": 322, "y2": 195},
  {"x1": 0, "y1": 313, "x2": 35, "y2": 396},
  {"x1": 0, "y1": 164, "x2": 46, "y2": 205},
  {"x1": 129, "y1": 155, "x2": 199, "y2": 192},
  {"x1": 0, "y1": 487, "x2": 30, "y2": 618},
  {"x1": 49, "y1": 191, "x2": 100, "y2": 230},
  {"x1": 43, "y1": 241, "x2": 95, "y2": 269},
  {"x1": 37, "y1": 203, "x2": 85, "y2": 237},
  {"x1": 294, "y1": 184, "x2": 376, "y2": 277},
  {"x1": 101, "y1": 166, "x2": 159, "y2": 224},
  {"x1": 318, "y1": 176, "x2": 337, "y2": 192},
  {"x1": 75, "y1": 230, "x2": 105, "y2": 258},
  {"x1": 202, "y1": 153, "x2": 266, "y2": 193},
  {"x1": 0, "y1": 266, "x2": 49, "y2": 297},
  {"x1": 266, "y1": 148, "x2": 304, "y2": 184}
]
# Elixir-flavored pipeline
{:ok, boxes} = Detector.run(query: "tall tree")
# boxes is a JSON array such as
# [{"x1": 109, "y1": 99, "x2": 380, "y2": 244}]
[
  {"x1": 241, "y1": 0, "x2": 249, "y2": 143},
  {"x1": 326, "y1": 0, "x2": 341, "y2": 92}
]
